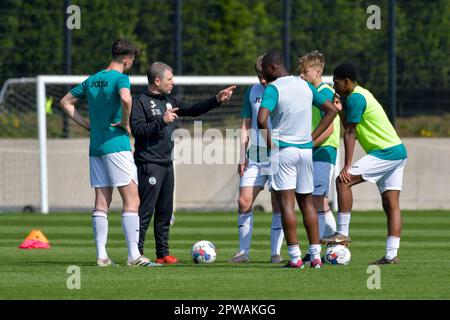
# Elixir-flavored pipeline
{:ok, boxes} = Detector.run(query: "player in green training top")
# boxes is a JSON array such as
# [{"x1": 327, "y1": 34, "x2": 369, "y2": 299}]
[
  {"x1": 322, "y1": 63, "x2": 408, "y2": 265},
  {"x1": 60, "y1": 39, "x2": 161, "y2": 268},
  {"x1": 298, "y1": 51, "x2": 340, "y2": 264}
]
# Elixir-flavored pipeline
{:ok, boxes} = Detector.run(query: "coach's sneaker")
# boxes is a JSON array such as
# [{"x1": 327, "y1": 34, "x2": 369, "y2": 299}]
[
  {"x1": 97, "y1": 258, "x2": 118, "y2": 267},
  {"x1": 369, "y1": 256, "x2": 400, "y2": 265},
  {"x1": 127, "y1": 255, "x2": 162, "y2": 267},
  {"x1": 156, "y1": 255, "x2": 178, "y2": 264},
  {"x1": 229, "y1": 251, "x2": 250, "y2": 263},
  {"x1": 320, "y1": 232, "x2": 351, "y2": 246},
  {"x1": 310, "y1": 258, "x2": 322, "y2": 269},
  {"x1": 270, "y1": 254, "x2": 284, "y2": 263},
  {"x1": 283, "y1": 260, "x2": 305, "y2": 269}
]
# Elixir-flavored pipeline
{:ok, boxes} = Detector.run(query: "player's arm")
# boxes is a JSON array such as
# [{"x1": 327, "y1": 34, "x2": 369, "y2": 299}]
[
  {"x1": 176, "y1": 86, "x2": 236, "y2": 117},
  {"x1": 111, "y1": 88, "x2": 132, "y2": 134},
  {"x1": 339, "y1": 93, "x2": 366, "y2": 183},
  {"x1": 257, "y1": 108, "x2": 271, "y2": 150},
  {"x1": 340, "y1": 122, "x2": 357, "y2": 183},
  {"x1": 59, "y1": 92, "x2": 90, "y2": 131},
  {"x1": 111, "y1": 75, "x2": 133, "y2": 134},
  {"x1": 238, "y1": 88, "x2": 252, "y2": 176},
  {"x1": 310, "y1": 84, "x2": 339, "y2": 142},
  {"x1": 257, "y1": 84, "x2": 278, "y2": 151},
  {"x1": 314, "y1": 116, "x2": 334, "y2": 147},
  {"x1": 238, "y1": 118, "x2": 251, "y2": 176},
  {"x1": 313, "y1": 86, "x2": 336, "y2": 147}
]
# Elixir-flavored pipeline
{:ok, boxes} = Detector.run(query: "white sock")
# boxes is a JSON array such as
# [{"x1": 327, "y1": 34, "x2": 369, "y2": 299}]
[
  {"x1": 337, "y1": 212, "x2": 351, "y2": 236},
  {"x1": 270, "y1": 212, "x2": 284, "y2": 256},
  {"x1": 122, "y1": 212, "x2": 141, "y2": 262},
  {"x1": 287, "y1": 244, "x2": 301, "y2": 264},
  {"x1": 309, "y1": 244, "x2": 321, "y2": 261},
  {"x1": 238, "y1": 212, "x2": 253, "y2": 255},
  {"x1": 92, "y1": 210, "x2": 108, "y2": 260},
  {"x1": 324, "y1": 209, "x2": 337, "y2": 238},
  {"x1": 317, "y1": 211, "x2": 326, "y2": 240},
  {"x1": 385, "y1": 236, "x2": 400, "y2": 260}
]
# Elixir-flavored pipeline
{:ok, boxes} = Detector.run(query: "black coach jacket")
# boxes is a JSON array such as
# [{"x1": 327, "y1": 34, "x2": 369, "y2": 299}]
[{"x1": 130, "y1": 90, "x2": 221, "y2": 166}]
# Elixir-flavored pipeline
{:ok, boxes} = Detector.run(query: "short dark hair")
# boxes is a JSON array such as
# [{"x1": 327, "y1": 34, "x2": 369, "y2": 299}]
[
  {"x1": 112, "y1": 39, "x2": 139, "y2": 60},
  {"x1": 147, "y1": 62, "x2": 172, "y2": 84},
  {"x1": 333, "y1": 63, "x2": 359, "y2": 82},
  {"x1": 262, "y1": 50, "x2": 285, "y2": 68}
]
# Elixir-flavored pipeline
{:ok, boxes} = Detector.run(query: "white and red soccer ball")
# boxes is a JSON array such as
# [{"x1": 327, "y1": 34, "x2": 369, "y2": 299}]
[
  {"x1": 191, "y1": 240, "x2": 217, "y2": 264},
  {"x1": 323, "y1": 244, "x2": 351, "y2": 265}
]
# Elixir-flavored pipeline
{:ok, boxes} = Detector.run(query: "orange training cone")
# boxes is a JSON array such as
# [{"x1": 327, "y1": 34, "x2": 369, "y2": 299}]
[{"x1": 19, "y1": 229, "x2": 51, "y2": 249}]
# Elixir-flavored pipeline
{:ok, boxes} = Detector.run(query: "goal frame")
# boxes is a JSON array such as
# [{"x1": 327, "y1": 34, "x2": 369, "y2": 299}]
[{"x1": 33, "y1": 75, "x2": 334, "y2": 213}]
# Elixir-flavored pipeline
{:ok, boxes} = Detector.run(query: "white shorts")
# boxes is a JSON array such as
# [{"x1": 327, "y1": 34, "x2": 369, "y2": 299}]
[
  {"x1": 270, "y1": 147, "x2": 313, "y2": 194},
  {"x1": 89, "y1": 151, "x2": 138, "y2": 188},
  {"x1": 349, "y1": 154, "x2": 407, "y2": 194},
  {"x1": 313, "y1": 161, "x2": 335, "y2": 197},
  {"x1": 239, "y1": 161, "x2": 270, "y2": 188}
]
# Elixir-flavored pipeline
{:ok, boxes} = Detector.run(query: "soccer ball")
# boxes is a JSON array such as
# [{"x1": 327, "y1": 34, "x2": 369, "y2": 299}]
[
  {"x1": 323, "y1": 244, "x2": 351, "y2": 265},
  {"x1": 191, "y1": 240, "x2": 217, "y2": 264}
]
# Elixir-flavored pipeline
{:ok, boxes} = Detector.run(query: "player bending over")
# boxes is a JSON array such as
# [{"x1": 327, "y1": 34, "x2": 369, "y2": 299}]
[{"x1": 322, "y1": 63, "x2": 407, "y2": 265}]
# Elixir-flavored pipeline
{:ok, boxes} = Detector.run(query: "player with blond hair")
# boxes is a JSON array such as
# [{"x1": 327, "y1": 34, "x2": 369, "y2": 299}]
[{"x1": 298, "y1": 50, "x2": 341, "y2": 263}]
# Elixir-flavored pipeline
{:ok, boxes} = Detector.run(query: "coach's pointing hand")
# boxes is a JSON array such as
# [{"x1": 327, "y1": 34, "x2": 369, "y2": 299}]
[{"x1": 216, "y1": 85, "x2": 237, "y2": 103}]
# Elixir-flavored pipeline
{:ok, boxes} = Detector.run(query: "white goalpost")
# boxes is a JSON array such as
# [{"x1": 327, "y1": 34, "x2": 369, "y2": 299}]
[
  {"x1": 2, "y1": 75, "x2": 336, "y2": 213},
  {"x1": 35, "y1": 75, "x2": 259, "y2": 214}
]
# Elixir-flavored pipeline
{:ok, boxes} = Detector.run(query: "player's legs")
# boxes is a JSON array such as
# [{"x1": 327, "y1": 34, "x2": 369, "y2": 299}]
[
  {"x1": 322, "y1": 174, "x2": 365, "y2": 244},
  {"x1": 381, "y1": 190, "x2": 402, "y2": 236},
  {"x1": 372, "y1": 158, "x2": 406, "y2": 263},
  {"x1": 94, "y1": 187, "x2": 113, "y2": 212},
  {"x1": 296, "y1": 193, "x2": 319, "y2": 245},
  {"x1": 154, "y1": 165, "x2": 175, "y2": 262},
  {"x1": 117, "y1": 180, "x2": 142, "y2": 262},
  {"x1": 274, "y1": 189, "x2": 303, "y2": 265},
  {"x1": 93, "y1": 187, "x2": 113, "y2": 262},
  {"x1": 336, "y1": 174, "x2": 365, "y2": 213},
  {"x1": 233, "y1": 186, "x2": 262, "y2": 259},
  {"x1": 117, "y1": 180, "x2": 140, "y2": 212},
  {"x1": 136, "y1": 163, "x2": 165, "y2": 255},
  {"x1": 101, "y1": 151, "x2": 142, "y2": 263},
  {"x1": 231, "y1": 162, "x2": 266, "y2": 263},
  {"x1": 270, "y1": 191, "x2": 284, "y2": 262},
  {"x1": 90, "y1": 156, "x2": 114, "y2": 264},
  {"x1": 271, "y1": 147, "x2": 305, "y2": 268},
  {"x1": 312, "y1": 161, "x2": 337, "y2": 238},
  {"x1": 295, "y1": 192, "x2": 321, "y2": 265}
]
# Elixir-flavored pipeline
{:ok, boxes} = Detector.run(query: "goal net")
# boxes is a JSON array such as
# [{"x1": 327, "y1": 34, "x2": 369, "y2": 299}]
[{"x1": 0, "y1": 75, "x2": 335, "y2": 213}]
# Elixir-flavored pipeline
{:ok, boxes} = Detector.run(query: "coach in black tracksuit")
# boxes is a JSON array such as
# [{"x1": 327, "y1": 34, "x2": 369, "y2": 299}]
[{"x1": 130, "y1": 61, "x2": 236, "y2": 263}]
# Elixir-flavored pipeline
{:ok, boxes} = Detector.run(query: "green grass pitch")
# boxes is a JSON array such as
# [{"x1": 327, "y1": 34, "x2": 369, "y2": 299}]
[{"x1": 0, "y1": 210, "x2": 449, "y2": 299}]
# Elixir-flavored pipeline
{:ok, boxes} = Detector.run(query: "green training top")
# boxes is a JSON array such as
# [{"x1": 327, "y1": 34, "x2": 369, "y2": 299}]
[
  {"x1": 346, "y1": 85, "x2": 407, "y2": 160},
  {"x1": 312, "y1": 83, "x2": 340, "y2": 164},
  {"x1": 70, "y1": 70, "x2": 131, "y2": 157}
]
